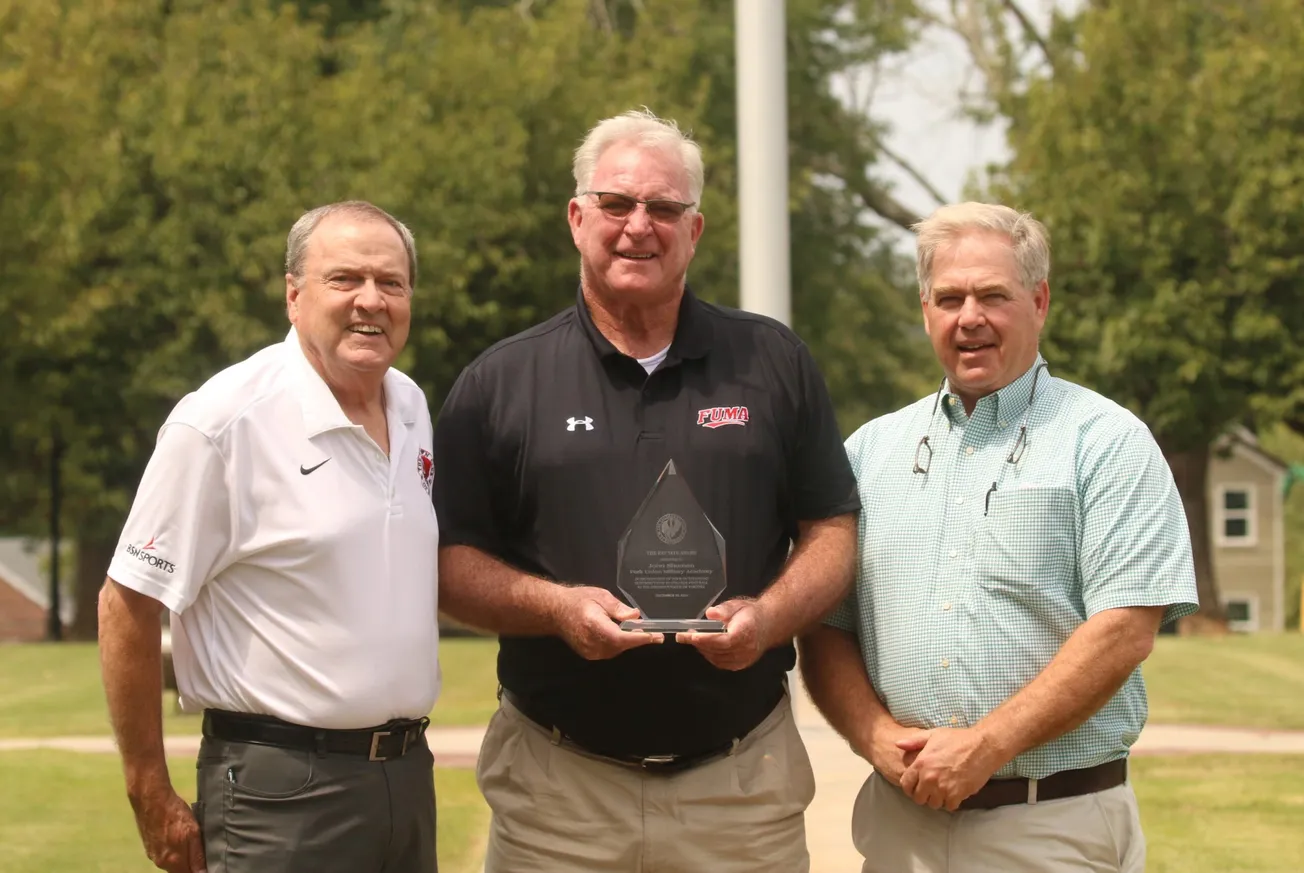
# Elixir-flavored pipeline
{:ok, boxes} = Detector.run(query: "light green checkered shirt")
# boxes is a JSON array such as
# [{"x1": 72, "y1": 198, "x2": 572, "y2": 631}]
[{"x1": 828, "y1": 357, "x2": 1199, "y2": 779}]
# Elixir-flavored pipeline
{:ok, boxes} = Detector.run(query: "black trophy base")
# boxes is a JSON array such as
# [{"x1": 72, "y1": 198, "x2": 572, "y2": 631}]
[{"x1": 620, "y1": 619, "x2": 727, "y2": 633}]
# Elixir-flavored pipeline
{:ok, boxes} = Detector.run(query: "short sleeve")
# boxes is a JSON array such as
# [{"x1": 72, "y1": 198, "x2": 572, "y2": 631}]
[
  {"x1": 1079, "y1": 426, "x2": 1199, "y2": 624},
  {"x1": 790, "y1": 342, "x2": 860, "y2": 520},
  {"x1": 822, "y1": 425, "x2": 872, "y2": 634},
  {"x1": 432, "y1": 365, "x2": 504, "y2": 555},
  {"x1": 106, "y1": 423, "x2": 232, "y2": 614}
]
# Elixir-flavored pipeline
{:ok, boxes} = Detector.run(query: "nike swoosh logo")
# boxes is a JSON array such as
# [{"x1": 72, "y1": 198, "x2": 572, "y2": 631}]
[{"x1": 300, "y1": 459, "x2": 331, "y2": 475}]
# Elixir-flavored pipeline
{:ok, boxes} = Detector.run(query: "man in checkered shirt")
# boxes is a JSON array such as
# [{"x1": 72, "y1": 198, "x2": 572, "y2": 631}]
[{"x1": 800, "y1": 202, "x2": 1198, "y2": 872}]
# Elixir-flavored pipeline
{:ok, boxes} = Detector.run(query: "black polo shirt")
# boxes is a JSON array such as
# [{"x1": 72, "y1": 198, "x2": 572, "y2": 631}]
[{"x1": 432, "y1": 287, "x2": 859, "y2": 759}]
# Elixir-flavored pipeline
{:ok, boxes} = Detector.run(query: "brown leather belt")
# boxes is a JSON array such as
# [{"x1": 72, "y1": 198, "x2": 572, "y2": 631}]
[
  {"x1": 959, "y1": 758, "x2": 1128, "y2": 811},
  {"x1": 500, "y1": 688, "x2": 739, "y2": 775}
]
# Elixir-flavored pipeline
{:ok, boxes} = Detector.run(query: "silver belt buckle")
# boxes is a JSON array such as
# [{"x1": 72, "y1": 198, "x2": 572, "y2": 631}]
[
  {"x1": 640, "y1": 754, "x2": 678, "y2": 769},
  {"x1": 368, "y1": 730, "x2": 392, "y2": 762}
]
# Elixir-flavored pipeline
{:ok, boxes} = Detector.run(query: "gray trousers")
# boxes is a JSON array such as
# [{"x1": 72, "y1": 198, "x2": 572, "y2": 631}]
[{"x1": 194, "y1": 734, "x2": 437, "y2": 872}]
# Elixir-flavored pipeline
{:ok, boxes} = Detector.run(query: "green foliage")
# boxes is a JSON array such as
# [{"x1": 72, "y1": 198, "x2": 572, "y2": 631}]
[
  {"x1": 994, "y1": 0, "x2": 1304, "y2": 451},
  {"x1": 980, "y1": 0, "x2": 1304, "y2": 622},
  {"x1": 0, "y1": 0, "x2": 928, "y2": 630}
]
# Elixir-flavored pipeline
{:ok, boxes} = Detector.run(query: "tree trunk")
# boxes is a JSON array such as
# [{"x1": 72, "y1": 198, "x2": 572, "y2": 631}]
[
  {"x1": 69, "y1": 535, "x2": 117, "y2": 640},
  {"x1": 1160, "y1": 442, "x2": 1229, "y2": 635}
]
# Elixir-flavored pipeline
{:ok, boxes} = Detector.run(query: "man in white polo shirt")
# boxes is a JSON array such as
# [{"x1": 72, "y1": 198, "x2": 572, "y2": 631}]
[{"x1": 98, "y1": 201, "x2": 441, "y2": 873}]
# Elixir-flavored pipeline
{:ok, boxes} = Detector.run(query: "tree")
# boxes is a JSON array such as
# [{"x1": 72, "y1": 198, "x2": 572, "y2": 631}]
[
  {"x1": 0, "y1": 0, "x2": 931, "y2": 637},
  {"x1": 1, "y1": 0, "x2": 364, "y2": 634},
  {"x1": 1259, "y1": 424, "x2": 1304, "y2": 631},
  {"x1": 972, "y1": 0, "x2": 1304, "y2": 629}
]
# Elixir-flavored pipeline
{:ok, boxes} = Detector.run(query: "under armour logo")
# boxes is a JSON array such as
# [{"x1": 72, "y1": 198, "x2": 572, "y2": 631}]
[{"x1": 566, "y1": 416, "x2": 594, "y2": 432}]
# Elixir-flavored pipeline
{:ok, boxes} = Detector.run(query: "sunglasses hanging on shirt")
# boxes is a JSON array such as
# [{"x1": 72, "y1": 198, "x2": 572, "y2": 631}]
[{"x1": 911, "y1": 363, "x2": 1050, "y2": 516}]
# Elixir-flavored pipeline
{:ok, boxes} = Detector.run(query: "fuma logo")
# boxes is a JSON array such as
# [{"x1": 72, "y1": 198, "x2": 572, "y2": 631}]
[
  {"x1": 567, "y1": 416, "x2": 594, "y2": 432},
  {"x1": 696, "y1": 406, "x2": 749, "y2": 428}
]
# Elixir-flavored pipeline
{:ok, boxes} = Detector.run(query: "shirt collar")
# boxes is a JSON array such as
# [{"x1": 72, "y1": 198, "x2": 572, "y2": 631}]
[
  {"x1": 942, "y1": 354, "x2": 1049, "y2": 426},
  {"x1": 284, "y1": 328, "x2": 414, "y2": 437},
  {"x1": 575, "y1": 284, "x2": 713, "y2": 365}
]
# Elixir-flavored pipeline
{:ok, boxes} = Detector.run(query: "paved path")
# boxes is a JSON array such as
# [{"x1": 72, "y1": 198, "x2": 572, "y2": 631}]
[
  {"x1": 791, "y1": 680, "x2": 873, "y2": 873},
  {"x1": 6, "y1": 692, "x2": 1304, "y2": 873}
]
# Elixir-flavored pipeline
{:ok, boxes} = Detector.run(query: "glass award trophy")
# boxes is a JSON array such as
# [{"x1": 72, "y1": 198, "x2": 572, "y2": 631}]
[{"x1": 617, "y1": 459, "x2": 727, "y2": 633}]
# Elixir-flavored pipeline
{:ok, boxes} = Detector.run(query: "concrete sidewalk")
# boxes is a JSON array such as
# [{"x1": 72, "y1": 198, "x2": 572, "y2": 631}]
[{"x1": 791, "y1": 680, "x2": 871, "y2": 872}]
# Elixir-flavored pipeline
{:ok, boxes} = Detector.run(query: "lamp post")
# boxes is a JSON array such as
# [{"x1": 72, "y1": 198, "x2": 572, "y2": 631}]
[{"x1": 735, "y1": 0, "x2": 790, "y2": 326}]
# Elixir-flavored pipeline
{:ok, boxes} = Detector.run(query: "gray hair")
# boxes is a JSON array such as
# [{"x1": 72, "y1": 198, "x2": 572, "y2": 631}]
[
  {"x1": 572, "y1": 108, "x2": 705, "y2": 208},
  {"x1": 913, "y1": 202, "x2": 1050, "y2": 300},
  {"x1": 285, "y1": 201, "x2": 418, "y2": 289}
]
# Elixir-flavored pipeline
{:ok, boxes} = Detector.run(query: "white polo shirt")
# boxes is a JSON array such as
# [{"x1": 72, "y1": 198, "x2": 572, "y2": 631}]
[{"x1": 107, "y1": 330, "x2": 441, "y2": 729}]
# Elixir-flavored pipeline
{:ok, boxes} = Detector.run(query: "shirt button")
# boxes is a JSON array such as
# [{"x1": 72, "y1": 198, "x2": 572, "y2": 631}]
[
  {"x1": 950, "y1": 716, "x2": 959, "y2": 726},
  {"x1": 999, "y1": 420, "x2": 1008, "y2": 429},
  {"x1": 965, "y1": 446, "x2": 974, "y2": 455},
  {"x1": 941, "y1": 658, "x2": 950, "y2": 669},
  {"x1": 955, "y1": 496, "x2": 964, "y2": 505},
  {"x1": 942, "y1": 602, "x2": 952, "y2": 611},
  {"x1": 948, "y1": 397, "x2": 956, "y2": 406},
  {"x1": 949, "y1": 549, "x2": 958, "y2": 559}
]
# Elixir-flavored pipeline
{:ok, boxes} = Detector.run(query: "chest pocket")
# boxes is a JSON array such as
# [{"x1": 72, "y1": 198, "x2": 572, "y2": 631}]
[{"x1": 975, "y1": 486, "x2": 1078, "y2": 596}]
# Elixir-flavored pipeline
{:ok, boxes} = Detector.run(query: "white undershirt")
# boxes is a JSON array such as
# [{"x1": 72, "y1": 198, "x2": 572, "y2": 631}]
[{"x1": 637, "y1": 344, "x2": 672, "y2": 374}]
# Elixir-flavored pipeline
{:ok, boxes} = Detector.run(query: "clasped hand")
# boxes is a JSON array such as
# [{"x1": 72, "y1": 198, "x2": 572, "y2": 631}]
[{"x1": 894, "y1": 727, "x2": 1003, "y2": 812}]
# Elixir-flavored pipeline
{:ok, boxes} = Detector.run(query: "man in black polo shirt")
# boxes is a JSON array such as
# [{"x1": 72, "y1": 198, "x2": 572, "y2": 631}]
[{"x1": 432, "y1": 108, "x2": 859, "y2": 873}]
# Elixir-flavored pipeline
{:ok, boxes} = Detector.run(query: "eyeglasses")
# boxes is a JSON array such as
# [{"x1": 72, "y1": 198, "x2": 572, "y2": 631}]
[
  {"x1": 912, "y1": 362, "x2": 1050, "y2": 516},
  {"x1": 581, "y1": 191, "x2": 696, "y2": 224},
  {"x1": 912, "y1": 378, "x2": 947, "y2": 475}
]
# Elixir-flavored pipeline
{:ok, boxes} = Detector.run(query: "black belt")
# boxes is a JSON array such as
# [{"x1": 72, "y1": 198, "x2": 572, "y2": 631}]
[
  {"x1": 202, "y1": 709, "x2": 429, "y2": 762},
  {"x1": 959, "y1": 759, "x2": 1128, "y2": 810},
  {"x1": 500, "y1": 688, "x2": 740, "y2": 775}
]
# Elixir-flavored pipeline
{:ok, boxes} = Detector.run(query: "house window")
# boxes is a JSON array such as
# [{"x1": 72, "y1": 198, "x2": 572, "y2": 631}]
[
  {"x1": 1214, "y1": 485, "x2": 1257, "y2": 547},
  {"x1": 1221, "y1": 593, "x2": 1259, "y2": 632}
]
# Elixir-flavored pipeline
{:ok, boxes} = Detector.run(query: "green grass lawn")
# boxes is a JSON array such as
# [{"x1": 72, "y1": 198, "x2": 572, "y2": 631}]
[
  {"x1": 1, "y1": 747, "x2": 1299, "y2": 873},
  {"x1": 0, "y1": 751, "x2": 489, "y2": 873},
  {"x1": 0, "y1": 637, "x2": 500, "y2": 738},
  {"x1": 1135, "y1": 754, "x2": 1304, "y2": 872},
  {"x1": 1143, "y1": 633, "x2": 1304, "y2": 729},
  {"x1": 430, "y1": 635, "x2": 500, "y2": 726}
]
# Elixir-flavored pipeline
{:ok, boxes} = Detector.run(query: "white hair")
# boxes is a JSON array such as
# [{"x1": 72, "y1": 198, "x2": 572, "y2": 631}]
[
  {"x1": 285, "y1": 201, "x2": 418, "y2": 289},
  {"x1": 913, "y1": 202, "x2": 1050, "y2": 300},
  {"x1": 572, "y1": 108, "x2": 704, "y2": 208}
]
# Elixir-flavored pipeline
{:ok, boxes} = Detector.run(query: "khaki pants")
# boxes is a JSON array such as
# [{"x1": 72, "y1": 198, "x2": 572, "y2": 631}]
[
  {"x1": 477, "y1": 694, "x2": 814, "y2": 873},
  {"x1": 852, "y1": 771, "x2": 1144, "y2": 873}
]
